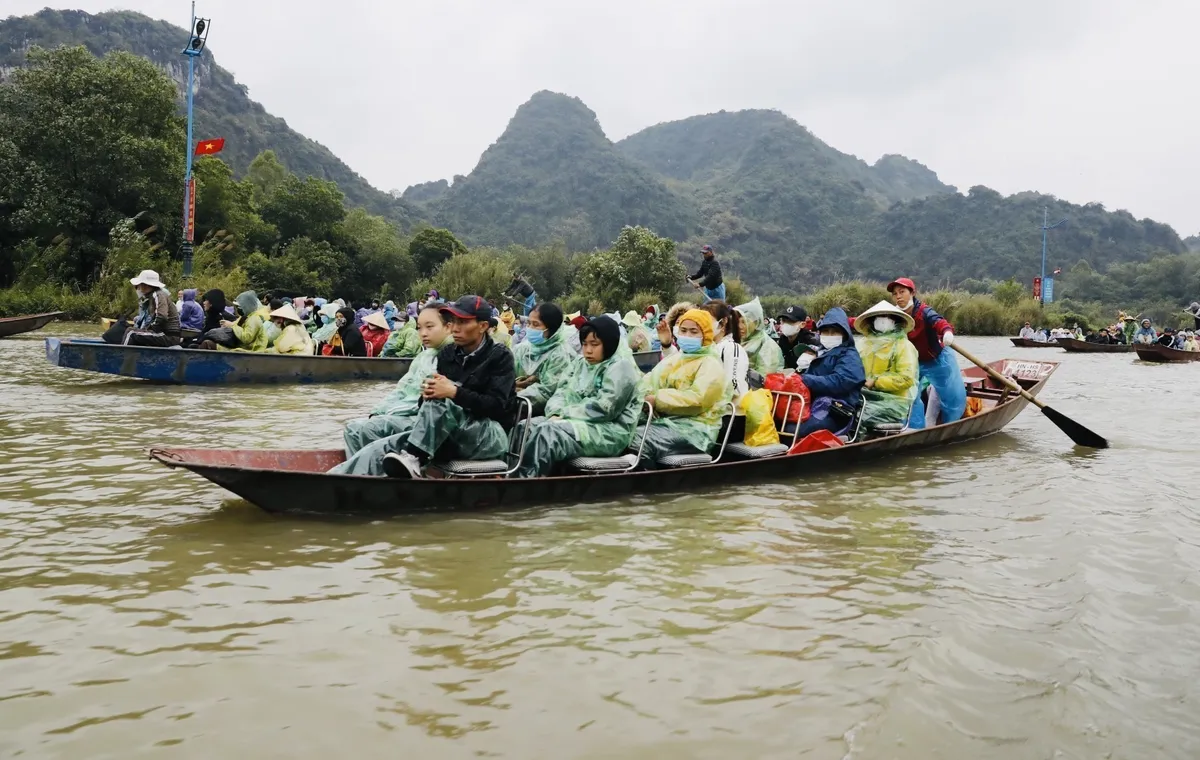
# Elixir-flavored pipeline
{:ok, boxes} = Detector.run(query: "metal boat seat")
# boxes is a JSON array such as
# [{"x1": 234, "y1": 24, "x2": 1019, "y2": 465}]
[
  {"x1": 725, "y1": 442, "x2": 789, "y2": 459},
  {"x1": 654, "y1": 402, "x2": 738, "y2": 469},
  {"x1": 441, "y1": 397, "x2": 534, "y2": 479},
  {"x1": 568, "y1": 454, "x2": 639, "y2": 472}
]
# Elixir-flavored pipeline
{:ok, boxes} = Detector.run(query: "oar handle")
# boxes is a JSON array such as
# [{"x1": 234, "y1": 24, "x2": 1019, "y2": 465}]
[{"x1": 950, "y1": 344, "x2": 1046, "y2": 410}]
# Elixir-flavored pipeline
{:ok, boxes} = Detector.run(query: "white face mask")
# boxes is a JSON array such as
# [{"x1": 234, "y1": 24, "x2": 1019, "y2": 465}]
[
  {"x1": 796, "y1": 353, "x2": 814, "y2": 370},
  {"x1": 780, "y1": 323, "x2": 800, "y2": 337},
  {"x1": 819, "y1": 334, "x2": 843, "y2": 349},
  {"x1": 873, "y1": 316, "x2": 897, "y2": 333}
]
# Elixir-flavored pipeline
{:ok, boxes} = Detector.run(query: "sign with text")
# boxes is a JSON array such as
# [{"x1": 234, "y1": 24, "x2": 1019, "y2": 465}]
[
  {"x1": 185, "y1": 177, "x2": 196, "y2": 243},
  {"x1": 1043, "y1": 277, "x2": 1054, "y2": 303},
  {"x1": 1032, "y1": 277, "x2": 1042, "y2": 300}
]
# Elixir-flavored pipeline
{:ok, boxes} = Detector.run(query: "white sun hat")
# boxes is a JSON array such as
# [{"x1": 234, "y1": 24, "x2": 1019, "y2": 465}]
[{"x1": 129, "y1": 269, "x2": 166, "y2": 289}]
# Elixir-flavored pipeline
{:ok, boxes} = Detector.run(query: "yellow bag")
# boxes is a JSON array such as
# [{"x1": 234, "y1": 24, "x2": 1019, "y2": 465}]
[{"x1": 740, "y1": 388, "x2": 780, "y2": 447}]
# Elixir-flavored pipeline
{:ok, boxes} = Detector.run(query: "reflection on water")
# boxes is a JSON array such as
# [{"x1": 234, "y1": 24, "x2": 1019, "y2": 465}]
[{"x1": 2, "y1": 329, "x2": 1199, "y2": 758}]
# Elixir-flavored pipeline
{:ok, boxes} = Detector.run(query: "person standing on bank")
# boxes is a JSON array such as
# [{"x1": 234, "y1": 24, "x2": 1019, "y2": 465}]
[
  {"x1": 887, "y1": 277, "x2": 966, "y2": 429},
  {"x1": 688, "y1": 245, "x2": 725, "y2": 303}
]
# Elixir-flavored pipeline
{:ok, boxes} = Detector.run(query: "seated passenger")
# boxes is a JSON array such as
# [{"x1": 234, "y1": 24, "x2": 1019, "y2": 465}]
[
  {"x1": 360, "y1": 312, "x2": 392, "y2": 357},
  {"x1": 331, "y1": 305, "x2": 455, "y2": 471},
  {"x1": 1134, "y1": 319, "x2": 1158, "y2": 345},
  {"x1": 124, "y1": 270, "x2": 182, "y2": 347},
  {"x1": 491, "y1": 315, "x2": 513, "y2": 348},
  {"x1": 656, "y1": 302, "x2": 693, "y2": 360},
  {"x1": 512, "y1": 303, "x2": 578, "y2": 413},
  {"x1": 380, "y1": 296, "x2": 517, "y2": 479},
  {"x1": 854, "y1": 300, "x2": 919, "y2": 431},
  {"x1": 381, "y1": 300, "x2": 399, "y2": 329},
  {"x1": 262, "y1": 299, "x2": 285, "y2": 347},
  {"x1": 178, "y1": 288, "x2": 205, "y2": 331},
  {"x1": 776, "y1": 304, "x2": 818, "y2": 370},
  {"x1": 267, "y1": 303, "x2": 315, "y2": 355},
  {"x1": 701, "y1": 300, "x2": 748, "y2": 438},
  {"x1": 635, "y1": 309, "x2": 731, "y2": 469},
  {"x1": 734, "y1": 297, "x2": 785, "y2": 375},
  {"x1": 516, "y1": 316, "x2": 642, "y2": 478},
  {"x1": 793, "y1": 307, "x2": 866, "y2": 439},
  {"x1": 213, "y1": 291, "x2": 269, "y2": 352},
  {"x1": 382, "y1": 312, "x2": 421, "y2": 357},
  {"x1": 323, "y1": 307, "x2": 368, "y2": 357},
  {"x1": 622, "y1": 311, "x2": 654, "y2": 353}
]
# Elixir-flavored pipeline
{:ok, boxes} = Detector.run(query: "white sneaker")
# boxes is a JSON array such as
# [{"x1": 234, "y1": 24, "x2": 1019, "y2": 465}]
[{"x1": 382, "y1": 451, "x2": 423, "y2": 479}]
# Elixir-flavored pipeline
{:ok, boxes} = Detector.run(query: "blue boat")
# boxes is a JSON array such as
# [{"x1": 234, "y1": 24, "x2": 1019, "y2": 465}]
[{"x1": 45, "y1": 338, "x2": 413, "y2": 385}]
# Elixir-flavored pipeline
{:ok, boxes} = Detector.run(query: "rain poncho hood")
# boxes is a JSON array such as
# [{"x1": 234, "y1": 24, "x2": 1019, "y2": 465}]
[
  {"x1": 541, "y1": 349, "x2": 643, "y2": 454},
  {"x1": 735, "y1": 297, "x2": 784, "y2": 374},
  {"x1": 382, "y1": 300, "x2": 399, "y2": 329},
  {"x1": 179, "y1": 288, "x2": 204, "y2": 330},
  {"x1": 312, "y1": 303, "x2": 341, "y2": 343},
  {"x1": 220, "y1": 290, "x2": 269, "y2": 352},
  {"x1": 512, "y1": 322, "x2": 579, "y2": 410},
  {"x1": 234, "y1": 291, "x2": 262, "y2": 319},
  {"x1": 638, "y1": 344, "x2": 731, "y2": 452},
  {"x1": 382, "y1": 318, "x2": 422, "y2": 357}
]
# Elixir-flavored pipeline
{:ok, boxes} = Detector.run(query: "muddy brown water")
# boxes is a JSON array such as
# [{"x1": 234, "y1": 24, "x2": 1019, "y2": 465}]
[{"x1": 2, "y1": 325, "x2": 1197, "y2": 758}]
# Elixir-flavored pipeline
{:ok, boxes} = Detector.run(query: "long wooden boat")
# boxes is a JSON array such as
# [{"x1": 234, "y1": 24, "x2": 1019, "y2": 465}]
[
  {"x1": 1056, "y1": 337, "x2": 1134, "y2": 353},
  {"x1": 1134, "y1": 344, "x2": 1200, "y2": 363},
  {"x1": 1009, "y1": 337, "x2": 1059, "y2": 348},
  {"x1": 0, "y1": 311, "x2": 63, "y2": 338},
  {"x1": 149, "y1": 357, "x2": 1059, "y2": 516},
  {"x1": 46, "y1": 338, "x2": 663, "y2": 385},
  {"x1": 45, "y1": 337, "x2": 414, "y2": 384}
]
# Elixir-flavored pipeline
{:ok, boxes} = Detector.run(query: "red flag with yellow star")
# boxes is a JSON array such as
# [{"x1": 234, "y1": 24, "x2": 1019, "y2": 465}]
[{"x1": 194, "y1": 138, "x2": 225, "y2": 156}]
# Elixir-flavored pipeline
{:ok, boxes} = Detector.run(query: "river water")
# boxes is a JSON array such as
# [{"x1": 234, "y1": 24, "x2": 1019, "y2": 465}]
[{"x1": 1, "y1": 326, "x2": 1196, "y2": 759}]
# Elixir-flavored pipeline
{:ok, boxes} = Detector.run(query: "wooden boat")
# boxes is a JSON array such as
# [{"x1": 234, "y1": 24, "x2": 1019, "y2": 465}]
[
  {"x1": 0, "y1": 311, "x2": 63, "y2": 338},
  {"x1": 1056, "y1": 337, "x2": 1134, "y2": 353},
  {"x1": 149, "y1": 357, "x2": 1060, "y2": 516},
  {"x1": 45, "y1": 337, "x2": 414, "y2": 384},
  {"x1": 1134, "y1": 344, "x2": 1200, "y2": 363},
  {"x1": 100, "y1": 317, "x2": 200, "y2": 342},
  {"x1": 46, "y1": 338, "x2": 664, "y2": 385},
  {"x1": 1009, "y1": 337, "x2": 1059, "y2": 348}
]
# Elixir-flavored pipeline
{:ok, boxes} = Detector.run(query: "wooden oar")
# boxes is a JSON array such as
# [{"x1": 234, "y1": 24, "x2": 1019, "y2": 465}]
[{"x1": 951, "y1": 343, "x2": 1109, "y2": 449}]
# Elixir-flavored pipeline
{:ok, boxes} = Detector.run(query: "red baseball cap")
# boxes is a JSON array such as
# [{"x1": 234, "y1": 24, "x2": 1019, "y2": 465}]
[
  {"x1": 440, "y1": 295, "x2": 492, "y2": 322},
  {"x1": 887, "y1": 277, "x2": 916, "y2": 293}
]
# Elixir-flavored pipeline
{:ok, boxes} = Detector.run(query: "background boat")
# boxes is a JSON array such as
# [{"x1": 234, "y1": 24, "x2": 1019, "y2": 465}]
[
  {"x1": 45, "y1": 337, "x2": 414, "y2": 384},
  {"x1": 1056, "y1": 337, "x2": 1134, "y2": 353},
  {"x1": 150, "y1": 357, "x2": 1058, "y2": 516},
  {"x1": 0, "y1": 311, "x2": 63, "y2": 338},
  {"x1": 1134, "y1": 344, "x2": 1200, "y2": 363},
  {"x1": 1009, "y1": 337, "x2": 1059, "y2": 348}
]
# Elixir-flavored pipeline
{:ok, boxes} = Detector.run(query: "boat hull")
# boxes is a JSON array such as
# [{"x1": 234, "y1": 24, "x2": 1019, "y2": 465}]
[
  {"x1": 150, "y1": 358, "x2": 1058, "y2": 515},
  {"x1": 45, "y1": 337, "x2": 413, "y2": 384},
  {"x1": 1009, "y1": 337, "x2": 1059, "y2": 348},
  {"x1": 0, "y1": 311, "x2": 63, "y2": 338},
  {"x1": 1134, "y1": 344, "x2": 1200, "y2": 363},
  {"x1": 1056, "y1": 337, "x2": 1134, "y2": 353}
]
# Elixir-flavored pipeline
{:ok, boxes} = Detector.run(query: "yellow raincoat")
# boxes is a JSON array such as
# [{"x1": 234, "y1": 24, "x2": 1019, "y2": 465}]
[{"x1": 270, "y1": 323, "x2": 314, "y2": 355}]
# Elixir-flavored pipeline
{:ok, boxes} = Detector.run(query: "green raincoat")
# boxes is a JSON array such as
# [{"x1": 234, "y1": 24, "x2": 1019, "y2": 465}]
[
  {"x1": 382, "y1": 319, "x2": 421, "y2": 357},
  {"x1": 340, "y1": 336, "x2": 452, "y2": 457},
  {"x1": 516, "y1": 352, "x2": 643, "y2": 477},
  {"x1": 512, "y1": 326, "x2": 579, "y2": 412},
  {"x1": 635, "y1": 346, "x2": 731, "y2": 467},
  {"x1": 219, "y1": 291, "x2": 269, "y2": 352},
  {"x1": 854, "y1": 329, "x2": 919, "y2": 430},
  {"x1": 735, "y1": 297, "x2": 784, "y2": 375},
  {"x1": 329, "y1": 399, "x2": 508, "y2": 476}
]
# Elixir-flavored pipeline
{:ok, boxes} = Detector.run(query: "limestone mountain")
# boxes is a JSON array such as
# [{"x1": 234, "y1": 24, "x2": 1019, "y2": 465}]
[{"x1": 0, "y1": 8, "x2": 421, "y2": 228}]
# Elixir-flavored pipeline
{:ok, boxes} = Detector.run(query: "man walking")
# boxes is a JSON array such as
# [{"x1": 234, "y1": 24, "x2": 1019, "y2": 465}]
[{"x1": 688, "y1": 245, "x2": 724, "y2": 302}]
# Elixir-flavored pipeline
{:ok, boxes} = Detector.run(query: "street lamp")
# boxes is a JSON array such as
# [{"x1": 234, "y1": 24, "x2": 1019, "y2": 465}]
[
  {"x1": 180, "y1": 3, "x2": 211, "y2": 279},
  {"x1": 1040, "y1": 206, "x2": 1067, "y2": 306}
]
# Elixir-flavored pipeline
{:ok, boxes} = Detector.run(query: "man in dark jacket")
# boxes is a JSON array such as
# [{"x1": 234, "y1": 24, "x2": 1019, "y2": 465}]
[
  {"x1": 688, "y1": 245, "x2": 725, "y2": 302},
  {"x1": 776, "y1": 304, "x2": 819, "y2": 370},
  {"x1": 794, "y1": 307, "x2": 866, "y2": 439},
  {"x1": 382, "y1": 295, "x2": 517, "y2": 479}
]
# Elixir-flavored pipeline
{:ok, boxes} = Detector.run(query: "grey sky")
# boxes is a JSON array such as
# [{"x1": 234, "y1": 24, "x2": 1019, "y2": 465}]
[{"x1": 7, "y1": 0, "x2": 1199, "y2": 236}]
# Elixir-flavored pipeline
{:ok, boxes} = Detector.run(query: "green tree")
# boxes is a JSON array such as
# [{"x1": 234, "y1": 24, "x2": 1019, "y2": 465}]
[
  {"x1": 246, "y1": 150, "x2": 289, "y2": 206},
  {"x1": 192, "y1": 156, "x2": 278, "y2": 255},
  {"x1": 0, "y1": 45, "x2": 184, "y2": 286},
  {"x1": 991, "y1": 278, "x2": 1025, "y2": 306},
  {"x1": 409, "y1": 227, "x2": 467, "y2": 277},
  {"x1": 244, "y1": 236, "x2": 347, "y2": 295},
  {"x1": 571, "y1": 226, "x2": 686, "y2": 311},
  {"x1": 336, "y1": 208, "x2": 416, "y2": 302},
  {"x1": 261, "y1": 175, "x2": 346, "y2": 244},
  {"x1": 417, "y1": 250, "x2": 513, "y2": 303}
]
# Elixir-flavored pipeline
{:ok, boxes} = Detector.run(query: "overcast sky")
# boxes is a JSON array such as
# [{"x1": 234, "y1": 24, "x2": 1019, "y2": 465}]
[{"x1": 7, "y1": 0, "x2": 1199, "y2": 236}]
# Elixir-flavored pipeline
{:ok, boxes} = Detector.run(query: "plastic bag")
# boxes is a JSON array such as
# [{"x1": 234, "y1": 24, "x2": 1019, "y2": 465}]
[
  {"x1": 763, "y1": 372, "x2": 811, "y2": 423},
  {"x1": 740, "y1": 388, "x2": 780, "y2": 447},
  {"x1": 200, "y1": 326, "x2": 239, "y2": 348},
  {"x1": 789, "y1": 429, "x2": 844, "y2": 455},
  {"x1": 858, "y1": 388, "x2": 910, "y2": 431}
]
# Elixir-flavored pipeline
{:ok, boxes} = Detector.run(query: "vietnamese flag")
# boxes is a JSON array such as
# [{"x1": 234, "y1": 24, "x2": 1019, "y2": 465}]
[{"x1": 194, "y1": 138, "x2": 225, "y2": 156}]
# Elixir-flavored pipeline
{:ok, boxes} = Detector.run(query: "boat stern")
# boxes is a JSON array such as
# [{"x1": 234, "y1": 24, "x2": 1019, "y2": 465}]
[{"x1": 44, "y1": 337, "x2": 62, "y2": 366}]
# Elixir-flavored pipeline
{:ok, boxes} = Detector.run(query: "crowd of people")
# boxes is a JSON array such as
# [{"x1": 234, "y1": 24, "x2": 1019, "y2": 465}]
[{"x1": 325, "y1": 273, "x2": 972, "y2": 480}]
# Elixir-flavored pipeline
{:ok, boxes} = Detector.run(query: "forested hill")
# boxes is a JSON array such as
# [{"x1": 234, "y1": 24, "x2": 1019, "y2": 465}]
[
  {"x1": 0, "y1": 9, "x2": 421, "y2": 229},
  {"x1": 431, "y1": 91, "x2": 701, "y2": 251},
  {"x1": 409, "y1": 93, "x2": 1185, "y2": 291}
]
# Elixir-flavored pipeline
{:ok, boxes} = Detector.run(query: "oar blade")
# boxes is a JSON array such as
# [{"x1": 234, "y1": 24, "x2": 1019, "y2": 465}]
[{"x1": 1040, "y1": 405, "x2": 1109, "y2": 449}]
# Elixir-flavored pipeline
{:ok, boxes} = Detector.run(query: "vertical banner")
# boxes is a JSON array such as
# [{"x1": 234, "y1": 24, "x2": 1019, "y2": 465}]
[
  {"x1": 1043, "y1": 277, "x2": 1054, "y2": 303},
  {"x1": 1032, "y1": 277, "x2": 1042, "y2": 301},
  {"x1": 185, "y1": 176, "x2": 196, "y2": 243}
]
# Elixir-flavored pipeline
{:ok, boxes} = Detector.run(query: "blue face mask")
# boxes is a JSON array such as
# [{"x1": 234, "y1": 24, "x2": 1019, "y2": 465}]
[
  {"x1": 526, "y1": 328, "x2": 545, "y2": 345},
  {"x1": 675, "y1": 335, "x2": 703, "y2": 354}
]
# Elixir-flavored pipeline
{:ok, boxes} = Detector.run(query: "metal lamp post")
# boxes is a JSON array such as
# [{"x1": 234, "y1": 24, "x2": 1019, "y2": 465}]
[
  {"x1": 180, "y1": 2, "x2": 210, "y2": 279},
  {"x1": 1039, "y1": 206, "x2": 1067, "y2": 306}
]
